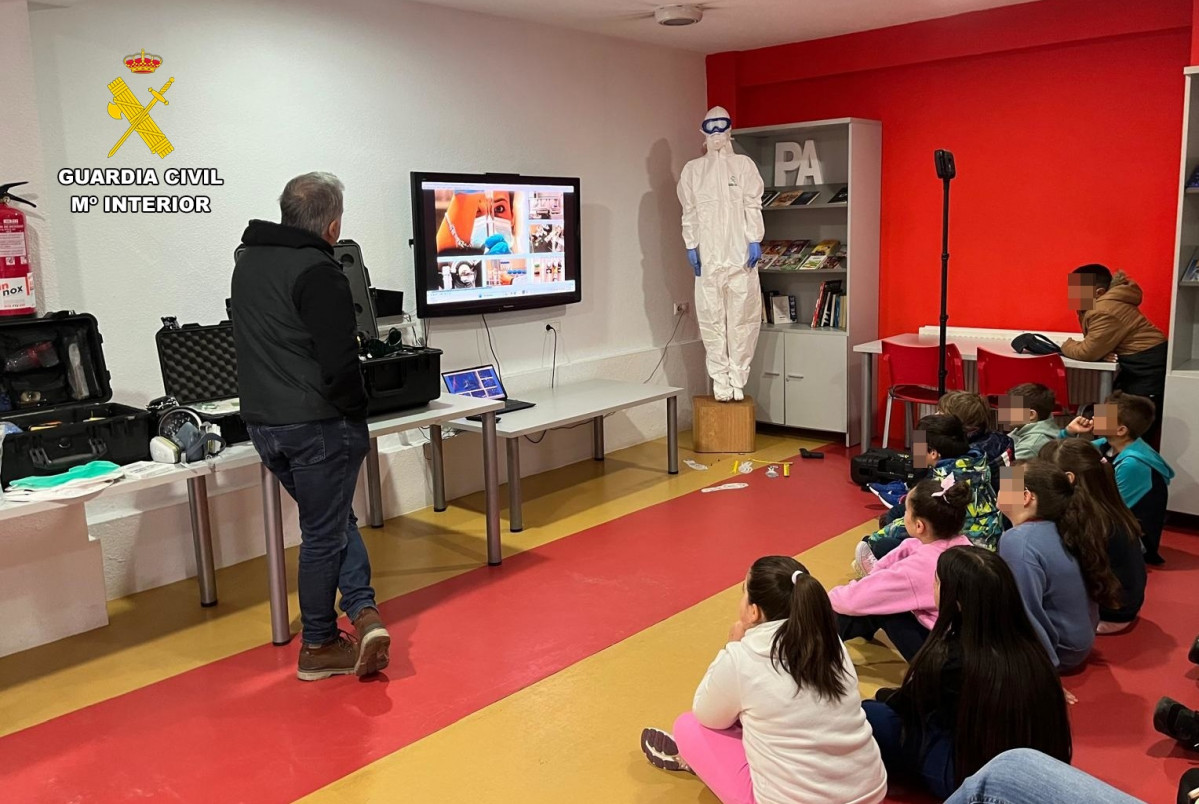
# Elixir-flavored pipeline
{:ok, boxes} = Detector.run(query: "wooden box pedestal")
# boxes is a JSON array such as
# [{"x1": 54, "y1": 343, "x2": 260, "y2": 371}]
[{"x1": 692, "y1": 395, "x2": 756, "y2": 453}]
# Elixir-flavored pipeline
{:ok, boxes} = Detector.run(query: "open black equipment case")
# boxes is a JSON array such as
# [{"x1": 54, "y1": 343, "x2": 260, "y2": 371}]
[
  {"x1": 0, "y1": 312, "x2": 151, "y2": 486},
  {"x1": 154, "y1": 318, "x2": 250, "y2": 444}
]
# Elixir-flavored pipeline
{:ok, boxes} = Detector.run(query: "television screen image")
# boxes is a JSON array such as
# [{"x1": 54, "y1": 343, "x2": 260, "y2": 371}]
[{"x1": 412, "y1": 172, "x2": 581, "y2": 318}]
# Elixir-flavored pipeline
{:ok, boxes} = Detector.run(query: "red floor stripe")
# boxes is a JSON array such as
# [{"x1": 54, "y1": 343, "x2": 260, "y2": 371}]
[{"x1": 0, "y1": 447, "x2": 883, "y2": 803}]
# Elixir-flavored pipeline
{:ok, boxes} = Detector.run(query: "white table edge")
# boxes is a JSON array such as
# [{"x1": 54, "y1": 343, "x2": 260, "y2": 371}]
[{"x1": 449, "y1": 385, "x2": 683, "y2": 439}]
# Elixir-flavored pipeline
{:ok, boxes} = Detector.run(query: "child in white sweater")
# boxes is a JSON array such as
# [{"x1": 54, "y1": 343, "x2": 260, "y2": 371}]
[{"x1": 640, "y1": 556, "x2": 887, "y2": 804}]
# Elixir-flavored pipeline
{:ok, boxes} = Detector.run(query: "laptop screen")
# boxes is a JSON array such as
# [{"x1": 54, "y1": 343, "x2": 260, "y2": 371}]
[{"x1": 442, "y1": 365, "x2": 507, "y2": 400}]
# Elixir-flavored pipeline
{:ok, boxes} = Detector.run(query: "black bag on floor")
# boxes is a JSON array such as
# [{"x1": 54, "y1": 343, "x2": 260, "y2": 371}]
[
  {"x1": 0, "y1": 311, "x2": 152, "y2": 486},
  {"x1": 850, "y1": 447, "x2": 914, "y2": 487}
]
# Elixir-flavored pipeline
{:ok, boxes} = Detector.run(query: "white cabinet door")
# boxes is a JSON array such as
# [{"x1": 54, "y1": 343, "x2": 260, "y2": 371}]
[
  {"x1": 1163, "y1": 373, "x2": 1199, "y2": 515},
  {"x1": 783, "y1": 333, "x2": 848, "y2": 432},
  {"x1": 748, "y1": 330, "x2": 785, "y2": 424}
]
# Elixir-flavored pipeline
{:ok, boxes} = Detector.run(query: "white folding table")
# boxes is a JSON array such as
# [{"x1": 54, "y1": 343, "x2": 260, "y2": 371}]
[
  {"x1": 852, "y1": 326, "x2": 1118, "y2": 450},
  {"x1": 450, "y1": 379, "x2": 681, "y2": 534}
]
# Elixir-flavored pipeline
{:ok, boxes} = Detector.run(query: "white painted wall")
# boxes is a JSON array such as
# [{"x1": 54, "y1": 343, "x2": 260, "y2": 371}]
[{"x1": 8, "y1": 0, "x2": 709, "y2": 603}]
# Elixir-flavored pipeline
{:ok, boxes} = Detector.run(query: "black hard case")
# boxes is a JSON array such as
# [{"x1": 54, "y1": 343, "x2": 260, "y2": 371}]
[
  {"x1": 154, "y1": 320, "x2": 250, "y2": 444},
  {"x1": 0, "y1": 312, "x2": 151, "y2": 486},
  {"x1": 362, "y1": 346, "x2": 443, "y2": 416}
]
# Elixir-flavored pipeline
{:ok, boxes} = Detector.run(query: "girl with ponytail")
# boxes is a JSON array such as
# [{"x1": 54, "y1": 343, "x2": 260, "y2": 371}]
[
  {"x1": 830, "y1": 475, "x2": 973, "y2": 661},
  {"x1": 640, "y1": 556, "x2": 887, "y2": 804},
  {"x1": 997, "y1": 459, "x2": 1115, "y2": 670}
]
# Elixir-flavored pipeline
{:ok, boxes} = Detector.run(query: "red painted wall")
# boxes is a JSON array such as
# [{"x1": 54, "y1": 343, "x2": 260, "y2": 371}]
[{"x1": 710, "y1": 0, "x2": 1190, "y2": 341}]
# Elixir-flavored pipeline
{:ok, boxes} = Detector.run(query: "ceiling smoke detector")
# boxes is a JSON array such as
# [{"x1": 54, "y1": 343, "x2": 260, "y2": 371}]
[{"x1": 654, "y1": 4, "x2": 703, "y2": 26}]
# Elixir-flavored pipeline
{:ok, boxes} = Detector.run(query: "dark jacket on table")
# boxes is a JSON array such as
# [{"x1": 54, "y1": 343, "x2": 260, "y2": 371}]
[{"x1": 230, "y1": 220, "x2": 367, "y2": 425}]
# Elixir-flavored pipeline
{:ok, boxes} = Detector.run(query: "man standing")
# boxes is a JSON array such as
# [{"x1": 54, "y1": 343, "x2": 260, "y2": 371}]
[
  {"x1": 677, "y1": 105, "x2": 765, "y2": 402},
  {"x1": 1061, "y1": 264, "x2": 1167, "y2": 448},
  {"x1": 231, "y1": 172, "x2": 390, "y2": 681}
]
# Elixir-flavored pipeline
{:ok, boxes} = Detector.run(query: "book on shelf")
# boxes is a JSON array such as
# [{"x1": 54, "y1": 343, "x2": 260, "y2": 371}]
[
  {"x1": 829, "y1": 186, "x2": 848, "y2": 204},
  {"x1": 824, "y1": 243, "x2": 848, "y2": 271},
  {"x1": 761, "y1": 190, "x2": 780, "y2": 207},
  {"x1": 798, "y1": 239, "x2": 841, "y2": 271},
  {"x1": 789, "y1": 190, "x2": 820, "y2": 206},
  {"x1": 811, "y1": 280, "x2": 845, "y2": 328},
  {"x1": 1188, "y1": 166, "x2": 1199, "y2": 190},
  {"x1": 763, "y1": 289, "x2": 781, "y2": 324},
  {"x1": 771, "y1": 295, "x2": 793, "y2": 325},
  {"x1": 774, "y1": 239, "x2": 812, "y2": 270},
  {"x1": 770, "y1": 191, "x2": 804, "y2": 207},
  {"x1": 758, "y1": 239, "x2": 790, "y2": 269},
  {"x1": 1184, "y1": 247, "x2": 1199, "y2": 283}
]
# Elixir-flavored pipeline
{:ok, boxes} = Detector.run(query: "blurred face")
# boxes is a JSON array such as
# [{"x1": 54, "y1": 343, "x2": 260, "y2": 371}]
[
  {"x1": 738, "y1": 572, "x2": 762, "y2": 628},
  {"x1": 998, "y1": 465, "x2": 1033, "y2": 523},
  {"x1": 912, "y1": 434, "x2": 937, "y2": 468},
  {"x1": 1091, "y1": 403, "x2": 1123, "y2": 438},
  {"x1": 997, "y1": 395, "x2": 1033, "y2": 427},
  {"x1": 1068, "y1": 273, "x2": 1103, "y2": 311}
]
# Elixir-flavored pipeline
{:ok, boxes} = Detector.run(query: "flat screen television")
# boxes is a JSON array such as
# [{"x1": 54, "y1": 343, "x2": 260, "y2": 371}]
[{"x1": 410, "y1": 171, "x2": 581, "y2": 318}]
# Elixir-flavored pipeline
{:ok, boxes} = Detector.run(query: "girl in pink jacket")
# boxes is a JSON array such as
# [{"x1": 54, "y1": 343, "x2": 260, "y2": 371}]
[{"x1": 830, "y1": 475, "x2": 972, "y2": 661}]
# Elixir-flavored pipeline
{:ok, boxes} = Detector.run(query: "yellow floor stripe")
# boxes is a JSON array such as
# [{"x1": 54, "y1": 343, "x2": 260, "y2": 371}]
[
  {"x1": 0, "y1": 431, "x2": 822, "y2": 737},
  {"x1": 302, "y1": 521, "x2": 908, "y2": 804}
]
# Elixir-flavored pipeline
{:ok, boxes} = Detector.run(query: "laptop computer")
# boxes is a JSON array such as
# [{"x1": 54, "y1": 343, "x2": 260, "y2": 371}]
[{"x1": 442, "y1": 364, "x2": 535, "y2": 418}]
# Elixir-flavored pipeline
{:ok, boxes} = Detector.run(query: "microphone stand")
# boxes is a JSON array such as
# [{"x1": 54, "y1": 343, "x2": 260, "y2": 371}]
[{"x1": 934, "y1": 150, "x2": 956, "y2": 397}]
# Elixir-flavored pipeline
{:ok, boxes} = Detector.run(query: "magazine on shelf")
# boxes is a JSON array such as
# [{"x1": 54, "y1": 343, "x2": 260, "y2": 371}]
[
  {"x1": 770, "y1": 191, "x2": 803, "y2": 207},
  {"x1": 829, "y1": 186, "x2": 848, "y2": 204},
  {"x1": 1184, "y1": 247, "x2": 1199, "y2": 282},
  {"x1": 758, "y1": 239, "x2": 790, "y2": 269},
  {"x1": 789, "y1": 190, "x2": 820, "y2": 206},
  {"x1": 761, "y1": 190, "x2": 780, "y2": 207},
  {"x1": 798, "y1": 239, "x2": 841, "y2": 271},
  {"x1": 775, "y1": 239, "x2": 812, "y2": 270}
]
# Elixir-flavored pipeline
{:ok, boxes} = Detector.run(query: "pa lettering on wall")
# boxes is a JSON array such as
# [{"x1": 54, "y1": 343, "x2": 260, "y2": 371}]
[{"x1": 773, "y1": 140, "x2": 824, "y2": 186}]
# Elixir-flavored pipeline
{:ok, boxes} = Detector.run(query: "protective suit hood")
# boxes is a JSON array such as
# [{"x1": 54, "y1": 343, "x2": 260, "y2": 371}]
[{"x1": 703, "y1": 105, "x2": 732, "y2": 154}]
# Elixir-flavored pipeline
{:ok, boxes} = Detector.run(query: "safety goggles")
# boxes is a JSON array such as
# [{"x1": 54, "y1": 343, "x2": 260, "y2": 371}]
[{"x1": 701, "y1": 117, "x2": 731, "y2": 135}]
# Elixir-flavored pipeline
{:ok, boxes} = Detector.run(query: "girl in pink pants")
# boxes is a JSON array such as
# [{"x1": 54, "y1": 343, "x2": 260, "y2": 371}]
[{"x1": 640, "y1": 556, "x2": 887, "y2": 804}]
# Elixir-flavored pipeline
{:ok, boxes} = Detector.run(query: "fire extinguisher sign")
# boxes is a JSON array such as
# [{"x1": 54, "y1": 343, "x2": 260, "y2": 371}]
[{"x1": 0, "y1": 276, "x2": 33, "y2": 312}]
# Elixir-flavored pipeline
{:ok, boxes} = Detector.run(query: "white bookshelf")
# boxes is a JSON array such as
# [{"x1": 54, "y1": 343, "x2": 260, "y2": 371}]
[
  {"x1": 1164, "y1": 68, "x2": 1199, "y2": 514},
  {"x1": 736, "y1": 117, "x2": 881, "y2": 446}
]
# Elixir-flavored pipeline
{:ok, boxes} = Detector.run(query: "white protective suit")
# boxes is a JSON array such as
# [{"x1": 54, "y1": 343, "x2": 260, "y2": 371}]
[{"x1": 677, "y1": 106, "x2": 765, "y2": 401}]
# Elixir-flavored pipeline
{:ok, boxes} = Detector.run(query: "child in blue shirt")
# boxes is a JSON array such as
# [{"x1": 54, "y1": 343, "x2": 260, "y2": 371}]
[{"x1": 1069, "y1": 391, "x2": 1174, "y2": 564}]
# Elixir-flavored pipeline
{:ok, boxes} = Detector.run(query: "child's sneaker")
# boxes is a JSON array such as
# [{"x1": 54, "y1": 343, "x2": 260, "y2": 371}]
[
  {"x1": 854, "y1": 540, "x2": 878, "y2": 577},
  {"x1": 1155, "y1": 697, "x2": 1199, "y2": 750},
  {"x1": 640, "y1": 727, "x2": 692, "y2": 773},
  {"x1": 867, "y1": 481, "x2": 906, "y2": 509}
]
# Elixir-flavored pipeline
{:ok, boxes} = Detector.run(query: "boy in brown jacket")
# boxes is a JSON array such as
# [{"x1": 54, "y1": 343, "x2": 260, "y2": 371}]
[{"x1": 1062, "y1": 264, "x2": 1167, "y2": 446}]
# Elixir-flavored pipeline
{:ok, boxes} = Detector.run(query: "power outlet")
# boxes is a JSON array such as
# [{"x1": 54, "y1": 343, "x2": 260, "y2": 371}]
[
  {"x1": 545, "y1": 319, "x2": 562, "y2": 333},
  {"x1": 673, "y1": 301, "x2": 690, "y2": 316}
]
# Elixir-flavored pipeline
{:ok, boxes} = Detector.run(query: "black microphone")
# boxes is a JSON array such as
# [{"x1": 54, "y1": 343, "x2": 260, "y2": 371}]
[{"x1": 935, "y1": 149, "x2": 956, "y2": 180}]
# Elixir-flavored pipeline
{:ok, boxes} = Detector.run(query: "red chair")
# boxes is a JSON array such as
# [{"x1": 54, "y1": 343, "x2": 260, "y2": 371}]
[
  {"x1": 880, "y1": 341, "x2": 965, "y2": 448},
  {"x1": 976, "y1": 347, "x2": 1072, "y2": 416}
]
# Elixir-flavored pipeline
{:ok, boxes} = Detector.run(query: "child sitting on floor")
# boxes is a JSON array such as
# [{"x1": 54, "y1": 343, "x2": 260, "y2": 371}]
[
  {"x1": 997, "y1": 460, "x2": 1120, "y2": 670},
  {"x1": 868, "y1": 391, "x2": 1012, "y2": 508},
  {"x1": 640, "y1": 556, "x2": 887, "y2": 804},
  {"x1": 855, "y1": 414, "x2": 1002, "y2": 575},
  {"x1": 1002, "y1": 383, "x2": 1061, "y2": 461},
  {"x1": 862, "y1": 546, "x2": 1072, "y2": 800},
  {"x1": 831, "y1": 475, "x2": 972, "y2": 661},
  {"x1": 1068, "y1": 391, "x2": 1174, "y2": 564},
  {"x1": 1039, "y1": 439, "x2": 1146, "y2": 634}
]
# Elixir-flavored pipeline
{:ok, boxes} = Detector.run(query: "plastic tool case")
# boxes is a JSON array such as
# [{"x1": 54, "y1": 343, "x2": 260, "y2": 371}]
[
  {"x1": 0, "y1": 312, "x2": 151, "y2": 486},
  {"x1": 154, "y1": 318, "x2": 249, "y2": 444}
]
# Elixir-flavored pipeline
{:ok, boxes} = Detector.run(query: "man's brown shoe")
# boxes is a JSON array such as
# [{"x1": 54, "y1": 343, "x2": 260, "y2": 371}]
[
  {"x1": 352, "y1": 607, "x2": 391, "y2": 677},
  {"x1": 297, "y1": 633, "x2": 359, "y2": 682}
]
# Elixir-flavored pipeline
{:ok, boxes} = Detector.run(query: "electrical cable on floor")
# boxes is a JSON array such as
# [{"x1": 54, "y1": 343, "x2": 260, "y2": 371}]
[
  {"x1": 643, "y1": 313, "x2": 685, "y2": 383},
  {"x1": 482, "y1": 314, "x2": 504, "y2": 382}
]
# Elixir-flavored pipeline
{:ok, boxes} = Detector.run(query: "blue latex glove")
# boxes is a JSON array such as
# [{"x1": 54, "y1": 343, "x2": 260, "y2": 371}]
[
  {"x1": 748, "y1": 242, "x2": 762, "y2": 268},
  {"x1": 483, "y1": 233, "x2": 511, "y2": 255},
  {"x1": 687, "y1": 248, "x2": 701, "y2": 277}
]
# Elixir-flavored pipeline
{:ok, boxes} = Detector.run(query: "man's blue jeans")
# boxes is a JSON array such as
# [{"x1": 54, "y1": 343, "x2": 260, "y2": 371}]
[
  {"x1": 945, "y1": 748, "x2": 1145, "y2": 804},
  {"x1": 249, "y1": 417, "x2": 375, "y2": 646}
]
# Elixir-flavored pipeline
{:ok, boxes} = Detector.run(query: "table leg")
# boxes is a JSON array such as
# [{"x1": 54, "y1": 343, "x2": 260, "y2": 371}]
[
  {"x1": 482, "y1": 411, "x2": 502, "y2": 565},
  {"x1": 430, "y1": 424, "x2": 446, "y2": 513},
  {"x1": 506, "y1": 437, "x2": 523, "y2": 533},
  {"x1": 261, "y1": 466, "x2": 290, "y2": 646},
  {"x1": 186, "y1": 475, "x2": 217, "y2": 608},
  {"x1": 667, "y1": 395, "x2": 679, "y2": 474},
  {"x1": 366, "y1": 436, "x2": 383, "y2": 529},
  {"x1": 1099, "y1": 371, "x2": 1113, "y2": 402},
  {"x1": 861, "y1": 353, "x2": 874, "y2": 453},
  {"x1": 592, "y1": 415, "x2": 605, "y2": 461}
]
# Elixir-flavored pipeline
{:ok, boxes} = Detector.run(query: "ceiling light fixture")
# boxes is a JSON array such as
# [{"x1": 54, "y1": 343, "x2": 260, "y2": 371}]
[{"x1": 654, "y1": 4, "x2": 703, "y2": 26}]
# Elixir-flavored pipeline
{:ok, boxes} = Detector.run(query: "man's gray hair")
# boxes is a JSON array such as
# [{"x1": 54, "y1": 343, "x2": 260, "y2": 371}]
[{"x1": 279, "y1": 172, "x2": 344, "y2": 237}]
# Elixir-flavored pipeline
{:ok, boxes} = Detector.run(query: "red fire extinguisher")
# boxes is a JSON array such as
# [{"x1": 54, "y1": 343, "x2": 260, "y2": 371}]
[{"x1": 0, "y1": 182, "x2": 37, "y2": 317}]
